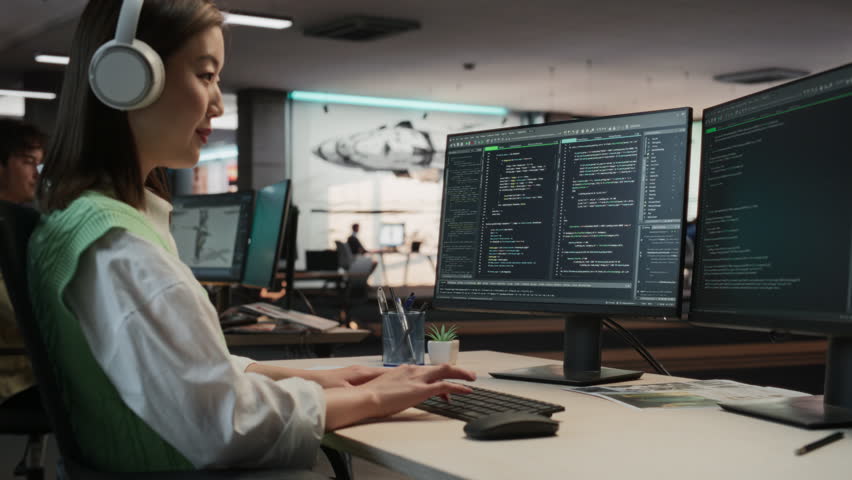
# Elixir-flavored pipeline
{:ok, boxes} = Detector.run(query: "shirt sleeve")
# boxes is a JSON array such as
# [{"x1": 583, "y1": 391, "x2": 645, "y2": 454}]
[
  {"x1": 64, "y1": 229, "x2": 326, "y2": 469},
  {"x1": 230, "y1": 354, "x2": 257, "y2": 373}
]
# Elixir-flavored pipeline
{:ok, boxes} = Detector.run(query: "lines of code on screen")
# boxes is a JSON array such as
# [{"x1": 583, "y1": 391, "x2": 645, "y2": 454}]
[
  {"x1": 696, "y1": 68, "x2": 852, "y2": 320},
  {"x1": 436, "y1": 110, "x2": 689, "y2": 310}
]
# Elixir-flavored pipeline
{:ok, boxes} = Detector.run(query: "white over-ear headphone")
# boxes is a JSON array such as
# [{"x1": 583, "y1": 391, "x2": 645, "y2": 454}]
[{"x1": 88, "y1": 0, "x2": 164, "y2": 111}]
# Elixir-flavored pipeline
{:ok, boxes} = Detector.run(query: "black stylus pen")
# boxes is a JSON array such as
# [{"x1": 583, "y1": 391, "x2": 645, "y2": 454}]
[{"x1": 795, "y1": 432, "x2": 844, "y2": 456}]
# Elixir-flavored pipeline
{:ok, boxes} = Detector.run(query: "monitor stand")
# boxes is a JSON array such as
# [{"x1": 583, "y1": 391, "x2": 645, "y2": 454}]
[
  {"x1": 490, "y1": 315, "x2": 643, "y2": 386},
  {"x1": 719, "y1": 335, "x2": 852, "y2": 429}
]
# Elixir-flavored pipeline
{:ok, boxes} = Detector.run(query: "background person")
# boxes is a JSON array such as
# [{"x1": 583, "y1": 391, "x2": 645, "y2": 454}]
[
  {"x1": 0, "y1": 118, "x2": 45, "y2": 404},
  {"x1": 347, "y1": 222, "x2": 368, "y2": 255}
]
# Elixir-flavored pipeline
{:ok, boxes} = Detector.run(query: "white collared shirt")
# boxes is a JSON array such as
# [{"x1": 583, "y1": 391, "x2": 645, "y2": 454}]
[{"x1": 64, "y1": 190, "x2": 325, "y2": 469}]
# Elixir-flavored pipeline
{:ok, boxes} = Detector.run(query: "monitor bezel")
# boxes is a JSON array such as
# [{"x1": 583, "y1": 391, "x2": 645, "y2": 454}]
[
  {"x1": 432, "y1": 107, "x2": 693, "y2": 319},
  {"x1": 691, "y1": 62, "x2": 852, "y2": 337},
  {"x1": 171, "y1": 190, "x2": 255, "y2": 283},
  {"x1": 241, "y1": 179, "x2": 292, "y2": 290}
]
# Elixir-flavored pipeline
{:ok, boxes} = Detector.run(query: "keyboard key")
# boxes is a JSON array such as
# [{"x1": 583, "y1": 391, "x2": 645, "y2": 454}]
[{"x1": 415, "y1": 385, "x2": 564, "y2": 422}]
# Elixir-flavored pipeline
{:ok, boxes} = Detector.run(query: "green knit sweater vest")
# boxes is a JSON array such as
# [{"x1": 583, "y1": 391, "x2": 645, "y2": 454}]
[{"x1": 28, "y1": 191, "x2": 193, "y2": 472}]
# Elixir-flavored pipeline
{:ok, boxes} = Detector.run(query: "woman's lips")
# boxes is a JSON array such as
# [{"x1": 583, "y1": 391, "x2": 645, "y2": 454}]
[{"x1": 196, "y1": 128, "x2": 212, "y2": 144}]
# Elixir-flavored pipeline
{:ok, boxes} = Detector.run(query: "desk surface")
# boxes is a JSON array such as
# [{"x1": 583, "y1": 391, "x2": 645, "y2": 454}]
[
  {"x1": 225, "y1": 327, "x2": 369, "y2": 347},
  {"x1": 266, "y1": 351, "x2": 850, "y2": 480}
]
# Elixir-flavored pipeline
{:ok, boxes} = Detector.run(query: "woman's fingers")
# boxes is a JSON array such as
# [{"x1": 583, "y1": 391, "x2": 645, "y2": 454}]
[
  {"x1": 421, "y1": 363, "x2": 477, "y2": 383},
  {"x1": 428, "y1": 380, "x2": 473, "y2": 398}
]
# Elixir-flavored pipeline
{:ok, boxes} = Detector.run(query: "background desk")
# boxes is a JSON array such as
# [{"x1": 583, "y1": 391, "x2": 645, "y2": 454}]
[
  {"x1": 373, "y1": 250, "x2": 436, "y2": 285},
  {"x1": 266, "y1": 351, "x2": 850, "y2": 480},
  {"x1": 226, "y1": 327, "x2": 369, "y2": 358}
]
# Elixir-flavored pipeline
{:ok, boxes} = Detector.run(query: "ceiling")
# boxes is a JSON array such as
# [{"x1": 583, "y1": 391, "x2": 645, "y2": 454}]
[{"x1": 1, "y1": 0, "x2": 851, "y2": 119}]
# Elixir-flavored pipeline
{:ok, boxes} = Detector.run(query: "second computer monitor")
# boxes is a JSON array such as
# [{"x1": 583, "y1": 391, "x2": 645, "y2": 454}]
[
  {"x1": 242, "y1": 180, "x2": 292, "y2": 290},
  {"x1": 692, "y1": 63, "x2": 852, "y2": 427},
  {"x1": 171, "y1": 191, "x2": 254, "y2": 283},
  {"x1": 379, "y1": 223, "x2": 405, "y2": 249},
  {"x1": 435, "y1": 108, "x2": 692, "y2": 385}
]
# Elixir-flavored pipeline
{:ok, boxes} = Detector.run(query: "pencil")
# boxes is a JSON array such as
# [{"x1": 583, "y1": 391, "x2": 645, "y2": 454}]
[{"x1": 795, "y1": 432, "x2": 844, "y2": 456}]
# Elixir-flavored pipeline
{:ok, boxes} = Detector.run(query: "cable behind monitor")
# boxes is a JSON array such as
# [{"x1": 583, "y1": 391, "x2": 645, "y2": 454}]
[{"x1": 603, "y1": 317, "x2": 671, "y2": 376}]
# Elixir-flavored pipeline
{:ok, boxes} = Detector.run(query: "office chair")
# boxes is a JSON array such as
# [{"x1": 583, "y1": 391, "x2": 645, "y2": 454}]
[
  {"x1": 341, "y1": 258, "x2": 377, "y2": 325},
  {"x1": 0, "y1": 201, "x2": 344, "y2": 480},
  {"x1": 333, "y1": 242, "x2": 377, "y2": 324},
  {"x1": 0, "y1": 373, "x2": 49, "y2": 480},
  {"x1": 334, "y1": 241, "x2": 353, "y2": 271}
]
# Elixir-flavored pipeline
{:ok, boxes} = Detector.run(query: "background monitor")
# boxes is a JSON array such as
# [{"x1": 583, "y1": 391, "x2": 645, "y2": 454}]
[
  {"x1": 242, "y1": 180, "x2": 292, "y2": 289},
  {"x1": 692, "y1": 63, "x2": 852, "y2": 427},
  {"x1": 171, "y1": 191, "x2": 254, "y2": 283},
  {"x1": 434, "y1": 107, "x2": 692, "y2": 385},
  {"x1": 379, "y1": 223, "x2": 405, "y2": 248}
]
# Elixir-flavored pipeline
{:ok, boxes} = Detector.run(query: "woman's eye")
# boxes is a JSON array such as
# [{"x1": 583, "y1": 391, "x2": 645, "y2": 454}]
[{"x1": 199, "y1": 73, "x2": 215, "y2": 82}]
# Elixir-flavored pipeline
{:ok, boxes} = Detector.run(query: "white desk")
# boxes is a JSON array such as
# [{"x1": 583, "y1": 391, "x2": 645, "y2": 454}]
[{"x1": 266, "y1": 351, "x2": 851, "y2": 480}]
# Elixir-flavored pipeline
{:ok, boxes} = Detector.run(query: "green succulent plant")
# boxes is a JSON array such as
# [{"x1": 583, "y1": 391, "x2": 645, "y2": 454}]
[{"x1": 426, "y1": 324, "x2": 459, "y2": 342}]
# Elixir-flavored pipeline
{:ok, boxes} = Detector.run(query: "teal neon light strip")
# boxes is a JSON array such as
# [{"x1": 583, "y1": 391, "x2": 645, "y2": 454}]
[
  {"x1": 709, "y1": 91, "x2": 852, "y2": 134},
  {"x1": 199, "y1": 145, "x2": 238, "y2": 164},
  {"x1": 289, "y1": 90, "x2": 509, "y2": 116}
]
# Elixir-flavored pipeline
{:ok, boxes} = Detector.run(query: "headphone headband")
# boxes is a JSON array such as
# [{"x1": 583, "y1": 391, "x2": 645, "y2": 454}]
[{"x1": 115, "y1": 0, "x2": 143, "y2": 45}]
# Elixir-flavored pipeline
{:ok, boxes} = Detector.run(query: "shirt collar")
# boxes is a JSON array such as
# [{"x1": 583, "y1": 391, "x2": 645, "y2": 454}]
[{"x1": 143, "y1": 189, "x2": 173, "y2": 231}]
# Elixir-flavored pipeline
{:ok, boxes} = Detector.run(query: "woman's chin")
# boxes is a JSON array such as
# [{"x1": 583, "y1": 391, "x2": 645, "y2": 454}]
[{"x1": 173, "y1": 153, "x2": 201, "y2": 170}]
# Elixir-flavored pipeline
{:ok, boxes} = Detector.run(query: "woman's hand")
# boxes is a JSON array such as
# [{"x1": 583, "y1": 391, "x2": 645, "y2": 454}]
[
  {"x1": 243, "y1": 363, "x2": 385, "y2": 388},
  {"x1": 308, "y1": 365, "x2": 387, "y2": 389},
  {"x1": 324, "y1": 364, "x2": 477, "y2": 430}
]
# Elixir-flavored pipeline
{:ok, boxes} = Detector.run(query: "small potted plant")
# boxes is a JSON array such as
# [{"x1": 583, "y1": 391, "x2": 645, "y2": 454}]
[{"x1": 426, "y1": 324, "x2": 460, "y2": 365}]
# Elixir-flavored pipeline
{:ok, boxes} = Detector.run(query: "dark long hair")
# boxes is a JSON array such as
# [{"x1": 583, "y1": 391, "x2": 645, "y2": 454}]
[{"x1": 38, "y1": 0, "x2": 224, "y2": 212}]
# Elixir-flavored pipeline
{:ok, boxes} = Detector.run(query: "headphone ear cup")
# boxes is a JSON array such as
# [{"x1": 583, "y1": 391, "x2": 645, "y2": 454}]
[{"x1": 89, "y1": 39, "x2": 164, "y2": 111}]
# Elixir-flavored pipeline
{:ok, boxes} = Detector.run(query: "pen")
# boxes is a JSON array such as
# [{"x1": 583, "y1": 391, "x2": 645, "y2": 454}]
[
  {"x1": 402, "y1": 292, "x2": 416, "y2": 311},
  {"x1": 376, "y1": 287, "x2": 389, "y2": 315},
  {"x1": 795, "y1": 432, "x2": 844, "y2": 456}
]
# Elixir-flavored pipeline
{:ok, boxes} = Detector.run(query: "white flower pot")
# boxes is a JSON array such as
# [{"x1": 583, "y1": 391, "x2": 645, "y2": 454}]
[{"x1": 428, "y1": 340, "x2": 459, "y2": 365}]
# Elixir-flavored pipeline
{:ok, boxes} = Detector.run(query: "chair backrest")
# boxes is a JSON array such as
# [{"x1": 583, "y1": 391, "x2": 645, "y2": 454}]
[
  {"x1": 334, "y1": 240, "x2": 353, "y2": 270},
  {"x1": 0, "y1": 201, "x2": 84, "y2": 462},
  {"x1": 346, "y1": 257, "x2": 377, "y2": 303}
]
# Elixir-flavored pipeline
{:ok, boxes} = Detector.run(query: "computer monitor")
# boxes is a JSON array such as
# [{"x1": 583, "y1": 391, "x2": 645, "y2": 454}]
[
  {"x1": 692, "y1": 63, "x2": 852, "y2": 428},
  {"x1": 170, "y1": 191, "x2": 254, "y2": 282},
  {"x1": 435, "y1": 108, "x2": 692, "y2": 385},
  {"x1": 242, "y1": 180, "x2": 292, "y2": 289},
  {"x1": 379, "y1": 223, "x2": 405, "y2": 248}
]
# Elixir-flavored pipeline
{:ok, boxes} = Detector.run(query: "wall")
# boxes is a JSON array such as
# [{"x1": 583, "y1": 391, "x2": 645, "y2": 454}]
[{"x1": 289, "y1": 101, "x2": 521, "y2": 285}]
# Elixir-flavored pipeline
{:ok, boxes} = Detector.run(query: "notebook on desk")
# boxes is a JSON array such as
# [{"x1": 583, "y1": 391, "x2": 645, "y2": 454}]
[{"x1": 239, "y1": 302, "x2": 340, "y2": 332}]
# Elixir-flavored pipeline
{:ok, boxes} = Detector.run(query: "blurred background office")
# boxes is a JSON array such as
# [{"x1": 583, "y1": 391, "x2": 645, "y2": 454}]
[{"x1": 2, "y1": 0, "x2": 851, "y2": 476}]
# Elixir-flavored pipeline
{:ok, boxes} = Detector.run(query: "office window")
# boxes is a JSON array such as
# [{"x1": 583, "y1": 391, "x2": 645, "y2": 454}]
[{"x1": 290, "y1": 100, "x2": 521, "y2": 283}]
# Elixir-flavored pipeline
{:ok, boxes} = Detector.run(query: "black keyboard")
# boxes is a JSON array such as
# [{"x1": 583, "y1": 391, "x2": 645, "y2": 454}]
[{"x1": 415, "y1": 385, "x2": 565, "y2": 422}]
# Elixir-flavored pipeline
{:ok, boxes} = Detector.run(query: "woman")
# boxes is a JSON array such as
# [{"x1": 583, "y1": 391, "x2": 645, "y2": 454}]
[{"x1": 30, "y1": 0, "x2": 474, "y2": 472}]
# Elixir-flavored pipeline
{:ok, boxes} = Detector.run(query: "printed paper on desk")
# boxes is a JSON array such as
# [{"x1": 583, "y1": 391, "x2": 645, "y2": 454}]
[{"x1": 564, "y1": 379, "x2": 808, "y2": 410}]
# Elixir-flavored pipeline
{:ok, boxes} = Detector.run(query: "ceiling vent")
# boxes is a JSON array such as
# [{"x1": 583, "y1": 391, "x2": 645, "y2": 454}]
[
  {"x1": 713, "y1": 67, "x2": 810, "y2": 85},
  {"x1": 304, "y1": 16, "x2": 420, "y2": 41}
]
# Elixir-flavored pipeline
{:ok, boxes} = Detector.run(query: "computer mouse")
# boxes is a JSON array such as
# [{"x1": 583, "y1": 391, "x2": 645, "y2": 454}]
[{"x1": 463, "y1": 412, "x2": 559, "y2": 440}]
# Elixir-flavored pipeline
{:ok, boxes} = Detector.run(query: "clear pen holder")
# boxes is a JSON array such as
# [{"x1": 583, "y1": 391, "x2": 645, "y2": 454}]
[{"x1": 382, "y1": 311, "x2": 425, "y2": 366}]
